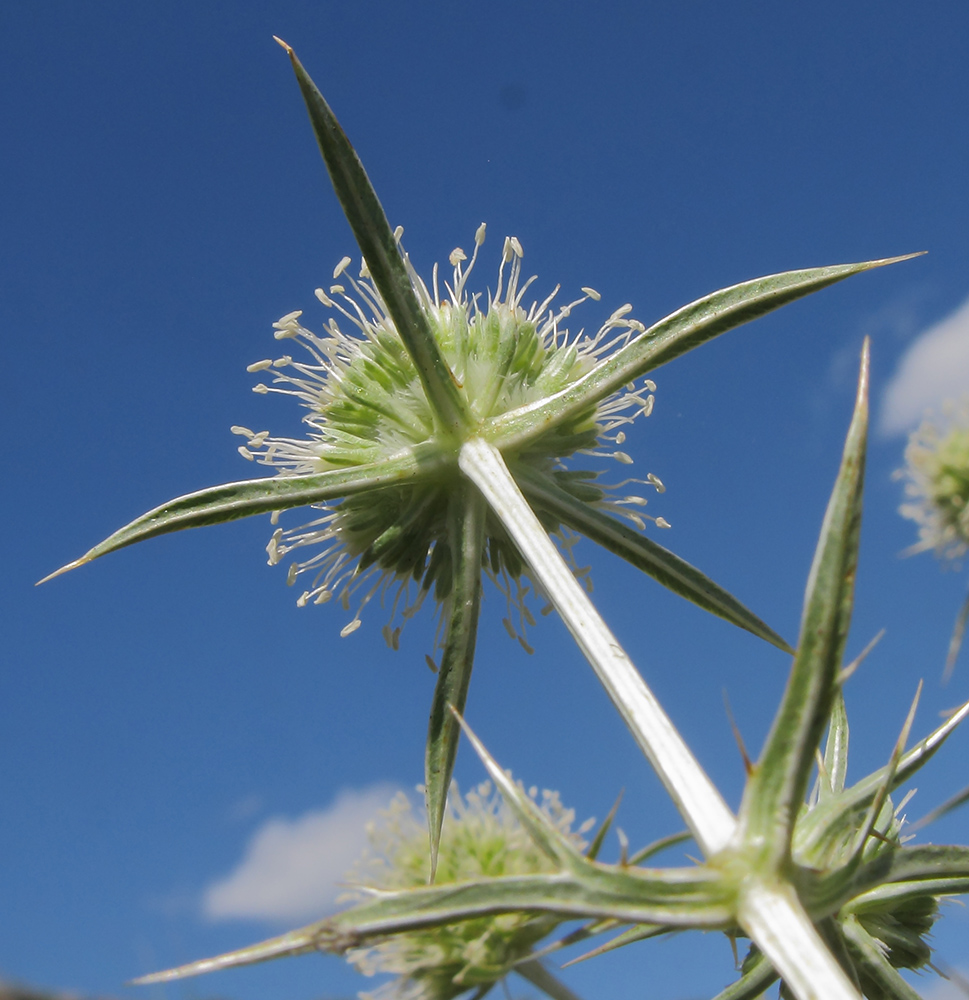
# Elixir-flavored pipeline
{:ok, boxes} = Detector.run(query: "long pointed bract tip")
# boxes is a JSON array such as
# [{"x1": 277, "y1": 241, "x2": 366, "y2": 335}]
[
  {"x1": 859, "y1": 336, "x2": 871, "y2": 386},
  {"x1": 36, "y1": 556, "x2": 90, "y2": 586},
  {"x1": 872, "y1": 251, "x2": 926, "y2": 267},
  {"x1": 272, "y1": 35, "x2": 294, "y2": 55}
]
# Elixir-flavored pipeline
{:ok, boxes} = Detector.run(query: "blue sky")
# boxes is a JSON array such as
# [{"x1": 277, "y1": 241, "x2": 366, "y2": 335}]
[{"x1": 4, "y1": 3, "x2": 969, "y2": 999}]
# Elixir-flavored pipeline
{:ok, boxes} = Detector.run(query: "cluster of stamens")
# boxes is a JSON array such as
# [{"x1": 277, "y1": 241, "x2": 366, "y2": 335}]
[{"x1": 231, "y1": 226, "x2": 665, "y2": 647}]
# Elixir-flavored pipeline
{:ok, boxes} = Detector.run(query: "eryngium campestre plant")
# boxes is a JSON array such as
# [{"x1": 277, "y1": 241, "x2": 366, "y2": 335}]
[
  {"x1": 40, "y1": 39, "x2": 908, "y2": 865},
  {"x1": 132, "y1": 344, "x2": 969, "y2": 1000},
  {"x1": 44, "y1": 40, "x2": 930, "y2": 998}
]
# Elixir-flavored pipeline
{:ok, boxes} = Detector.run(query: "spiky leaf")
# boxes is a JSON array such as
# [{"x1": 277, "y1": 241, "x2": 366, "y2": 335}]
[
  {"x1": 487, "y1": 259, "x2": 919, "y2": 453},
  {"x1": 277, "y1": 40, "x2": 470, "y2": 434},
  {"x1": 516, "y1": 464, "x2": 792, "y2": 652},
  {"x1": 39, "y1": 451, "x2": 438, "y2": 582},
  {"x1": 425, "y1": 486, "x2": 487, "y2": 878},
  {"x1": 739, "y1": 342, "x2": 869, "y2": 869}
]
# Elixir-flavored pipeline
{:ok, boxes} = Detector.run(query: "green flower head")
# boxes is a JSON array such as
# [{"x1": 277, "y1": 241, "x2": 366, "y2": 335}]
[
  {"x1": 898, "y1": 396, "x2": 969, "y2": 562},
  {"x1": 344, "y1": 782, "x2": 591, "y2": 1000},
  {"x1": 233, "y1": 227, "x2": 662, "y2": 646}
]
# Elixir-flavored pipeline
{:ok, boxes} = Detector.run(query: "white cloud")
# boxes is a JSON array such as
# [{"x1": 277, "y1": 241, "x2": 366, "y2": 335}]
[
  {"x1": 203, "y1": 783, "x2": 400, "y2": 923},
  {"x1": 880, "y1": 293, "x2": 969, "y2": 436}
]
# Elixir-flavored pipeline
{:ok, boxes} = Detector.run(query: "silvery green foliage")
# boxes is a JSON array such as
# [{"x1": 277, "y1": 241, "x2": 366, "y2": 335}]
[{"x1": 44, "y1": 39, "x2": 958, "y2": 1000}]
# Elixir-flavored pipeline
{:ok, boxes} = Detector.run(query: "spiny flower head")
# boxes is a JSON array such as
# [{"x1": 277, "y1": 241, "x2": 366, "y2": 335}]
[
  {"x1": 794, "y1": 769, "x2": 934, "y2": 975},
  {"x1": 344, "y1": 782, "x2": 592, "y2": 1000},
  {"x1": 728, "y1": 690, "x2": 954, "y2": 994},
  {"x1": 232, "y1": 226, "x2": 664, "y2": 645},
  {"x1": 897, "y1": 397, "x2": 969, "y2": 562}
]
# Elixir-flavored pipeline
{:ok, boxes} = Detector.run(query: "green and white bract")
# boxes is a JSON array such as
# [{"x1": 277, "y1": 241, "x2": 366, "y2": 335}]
[{"x1": 232, "y1": 226, "x2": 665, "y2": 644}]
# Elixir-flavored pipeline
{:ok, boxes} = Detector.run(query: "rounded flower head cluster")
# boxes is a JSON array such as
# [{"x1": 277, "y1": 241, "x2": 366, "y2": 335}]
[
  {"x1": 343, "y1": 782, "x2": 592, "y2": 1000},
  {"x1": 232, "y1": 226, "x2": 664, "y2": 645},
  {"x1": 897, "y1": 397, "x2": 969, "y2": 563}
]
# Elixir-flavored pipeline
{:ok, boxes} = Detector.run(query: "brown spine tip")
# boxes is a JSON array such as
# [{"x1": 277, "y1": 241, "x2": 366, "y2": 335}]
[
  {"x1": 36, "y1": 555, "x2": 90, "y2": 586},
  {"x1": 272, "y1": 35, "x2": 294, "y2": 55}
]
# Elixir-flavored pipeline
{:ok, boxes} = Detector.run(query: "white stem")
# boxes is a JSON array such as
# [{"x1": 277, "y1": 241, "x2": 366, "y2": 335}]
[
  {"x1": 459, "y1": 438, "x2": 736, "y2": 855},
  {"x1": 739, "y1": 881, "x2": 862, "y2": 1000}
]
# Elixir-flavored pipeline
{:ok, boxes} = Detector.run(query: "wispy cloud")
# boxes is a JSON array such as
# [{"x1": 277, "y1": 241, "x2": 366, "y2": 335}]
[
  {"x1": 203, "y1": 783, "x2": 400, "y2": 923},
  {"x1": 880, "y1": 293, "x2": 969, "y2": 436},
  {"x1": 227, "y1": 793, "x2": 264, "y2": 823}
]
